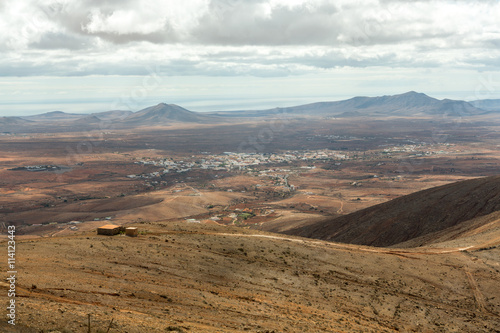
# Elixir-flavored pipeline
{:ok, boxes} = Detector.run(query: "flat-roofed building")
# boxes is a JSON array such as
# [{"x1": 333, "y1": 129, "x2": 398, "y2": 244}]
[
  {"x1": 97, "y1": 224, "x2": 122, "y2": 236},
  {"x1": 125, "y1": 227, "x2": 138, "y2": 237}
]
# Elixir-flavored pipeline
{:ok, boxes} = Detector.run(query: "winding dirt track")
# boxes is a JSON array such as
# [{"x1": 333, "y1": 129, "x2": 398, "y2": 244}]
[
  {"x1": 214, "y1": 231, "x2": 500, "y2": 319},
  {"x1": 215, "y1": 233, "x2": 474, "y2": 255},
  {"x1": 465, "y1": 270, "x2": 488, "y2": 313},
  {"x1": 336, "y1": 200, "x2": 344, "y2": 214}
]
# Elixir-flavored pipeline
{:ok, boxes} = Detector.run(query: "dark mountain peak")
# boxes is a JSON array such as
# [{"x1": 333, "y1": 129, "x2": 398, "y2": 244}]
[
  {"x1": 394, "y1": 91, "x2": 437, "y2": 103},
  {"x1": 75, "y1": 115, "x2": 101, "y2": 123},
  {"x1": 351, "y1": 91, "x2": 438, "y2": 111},
  {"x1": 38, "y1": 111, "x2": 77, "y2": 117},
  {"x1": 400, "y1": 91, "x2": 428, "y2": 97},
  {"x1": 140, "y1": 103, "x2": 192, "y2": 114},
  {"x1": 124, "y1": 103, "x2": 207, "y2": 124},
  {"x1": 23, "y1": 111, "x2": 84, "y2": 122},
  {"x1": 389, "y1": 91, "x2": 435, "y2": 102},
  {"x1": 154, "y1": 102, "x2": 178, "y2": 107}
]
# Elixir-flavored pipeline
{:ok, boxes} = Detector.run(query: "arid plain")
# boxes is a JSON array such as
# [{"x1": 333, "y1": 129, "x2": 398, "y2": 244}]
[{"x1": 1, "y1": 94, "x2": 500, "y2": 332}]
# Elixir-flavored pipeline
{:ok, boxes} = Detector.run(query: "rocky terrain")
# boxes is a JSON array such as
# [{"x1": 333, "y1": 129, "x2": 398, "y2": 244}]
[{"x1": 1, "y1": 218, "x2": 499, "y2": 332}]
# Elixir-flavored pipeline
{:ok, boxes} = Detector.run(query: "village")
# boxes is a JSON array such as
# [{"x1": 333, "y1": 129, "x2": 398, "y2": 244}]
[
  {"x1": 127, "y1": 142, "x2": 458, "y2": 181},
  {"x1": 75, "y1": 142, "x2": 460, "y2": 234},
  {"x1": 129, "y1": 150, "x2": 349, "y2": 179},
  {"x1": 8, "y1": 165, "x2": 66, "y2": 172},
  {"x1": 6, "y1": 141, "x2": 467, "y2": 237}
]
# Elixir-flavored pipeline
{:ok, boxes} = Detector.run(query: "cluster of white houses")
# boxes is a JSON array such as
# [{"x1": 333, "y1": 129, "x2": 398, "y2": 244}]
[
  {"x1": 381, "y1": 143, "x2": 454, "y2": 157},
  {"x1": 128, "y1": 150, "x2": 349, "y2": 179}
]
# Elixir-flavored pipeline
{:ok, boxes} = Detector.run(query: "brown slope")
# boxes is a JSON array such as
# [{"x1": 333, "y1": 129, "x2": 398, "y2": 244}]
[
  {"x1": 393, "y1": 209, "x2": 500, "y2": 249},
  {"x1": 285, "y1": 176, "x2": 500, "y2": 247},
  {"x1": 4, "y1": 221, "x2": 500, "y2": 332}
]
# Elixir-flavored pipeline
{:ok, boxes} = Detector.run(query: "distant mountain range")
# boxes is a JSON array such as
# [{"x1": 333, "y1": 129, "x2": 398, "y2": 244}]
[
  {"x1": 470, "y1": 99, "x2": 500, "y2": 111},
  {"x1": 0, "y1": 116, "x2": 33, "y2": 126},
  {"x1": 215, "y1": 91, "x2": 482, "y2": 118},
  {"x1": 22, "y1": 110, "x2": 133, "y2": 122},
  {"x1": 24, "y1": 111, "x2": 84, "y2": 121},
  {"x1": 0, "y1": 91, "x2": 494, "y2": 132}
]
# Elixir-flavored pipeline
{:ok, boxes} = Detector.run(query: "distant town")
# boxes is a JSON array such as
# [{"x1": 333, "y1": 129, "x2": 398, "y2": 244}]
[
  {"x1": 128, "y1": 142, "x2": 457, "y2": 180},
  {"x1": 130, "y1": 150, "x2": 348, "y2": 178}
]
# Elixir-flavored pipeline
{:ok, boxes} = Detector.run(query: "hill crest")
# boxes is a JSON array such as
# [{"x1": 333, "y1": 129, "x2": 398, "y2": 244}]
[
  {"x1": 285, "y1": 176, "x2": 500, "y2": 247},
  {"x1": 123, "y1": 103, "x2": 210, "y2": 124}
]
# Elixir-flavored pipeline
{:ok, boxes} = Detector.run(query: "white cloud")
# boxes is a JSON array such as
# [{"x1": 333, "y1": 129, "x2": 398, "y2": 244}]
[
  {"x1": 0, "y1": 0, "x2": 499, "y2": 80},
  {"x1": 83, "y1": 8, "x2": 165, "y2": 35}
]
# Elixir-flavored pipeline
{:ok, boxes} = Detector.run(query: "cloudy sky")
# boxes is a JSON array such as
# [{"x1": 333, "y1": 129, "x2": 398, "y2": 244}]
[{"x1": 1, "y1": 0, "x2": 500, "y2": 116}]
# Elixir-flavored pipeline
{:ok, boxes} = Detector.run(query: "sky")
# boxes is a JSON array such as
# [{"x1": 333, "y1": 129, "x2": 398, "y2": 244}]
[{"x1": 1, "y1": 0, "x2": 500, "y2": 116}]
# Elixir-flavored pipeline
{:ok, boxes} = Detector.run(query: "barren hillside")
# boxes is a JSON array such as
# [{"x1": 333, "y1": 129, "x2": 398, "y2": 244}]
[
  {"x1": 286, "y1": 176, "x2": 500, "y2": 248},
  {"x1": 1, "y1": 221, "x2": 499, "y2": 332}
]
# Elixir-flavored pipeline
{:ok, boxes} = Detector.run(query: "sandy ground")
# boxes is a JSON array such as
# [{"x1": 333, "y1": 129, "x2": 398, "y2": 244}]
[{"x1": 0, "y1": 221, "x2": 499, "y2": 332}]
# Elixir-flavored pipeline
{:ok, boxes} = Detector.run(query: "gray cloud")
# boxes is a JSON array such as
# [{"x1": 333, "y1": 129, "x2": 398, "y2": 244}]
[
  {"x1": 32, "y1": 0, "x2": 178, "y2": 45},
  {"x1": 30, "y1": 32, "x2": 93, "y2": 50},
  {"x1": 30, "y1": 0, "x2": 472, "y2": 48},
  {"x1": 192, "y1": 0, "x2": 341, "y2": 45},
  {"x1": 84, "y1": 28, "x2": 178, "y2": 45},
  {"x1": 1, "y1": 0, "x2": 499, "y2": 78}
]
